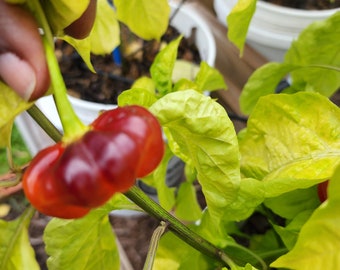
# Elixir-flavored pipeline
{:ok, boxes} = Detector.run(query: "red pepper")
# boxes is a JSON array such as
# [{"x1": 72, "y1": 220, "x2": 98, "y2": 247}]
[
  {"x1": 317, "y1": 180, "x2": 329, "y2": 203},
  {"x1": 23, "y1": 106, "x2": 164, "y2": 219}
]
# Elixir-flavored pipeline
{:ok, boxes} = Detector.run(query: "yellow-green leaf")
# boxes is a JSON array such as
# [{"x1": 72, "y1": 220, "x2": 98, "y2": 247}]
[
  {"x1": 240, "y1": 92, "x2": 340, "y2": 197},
  {"x1": 0, "y1": 82, "x2": 32, "y2": 148},
  {"x1": 45, "y1": 211, "x2": 119, "y2": 270},
  {"x1": 227, "y1": 0, "x2": 257, "y2": 56},
  {"x1": 115, "y1": 0, "x2": 170, "y2": 40},
  {"x1": 151, "y1": 90, "x2": 240, "y2": 225},
  {"x1": 90, "y1": 0, "x2": 120, "y2": 55},
  {"x1": 271, "y1": 165, "x2": 340, "y2": 269},
  {"x1": 0, "y1": 207, "x2": 39, "y2": 270},
  {"x1": 42, "y1": 1, "x2": 90, "y2": 36}
]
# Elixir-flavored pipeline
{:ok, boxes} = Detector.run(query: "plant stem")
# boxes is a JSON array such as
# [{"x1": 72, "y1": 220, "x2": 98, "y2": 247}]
[
  {"x1": 27, "y1": 0, "x2": 88, "y2": 142},
  {"x1": 0, "y1": 172, "x2": 21, "y2": 188},
  {"x1": 42, "y1": 37, "x2": 88, "y2": 141},
  {"x1": 143, "y1": 221, "x2": 168, "y2": 270},
  {"x1": 27, "y1": 105, "x2": 63, "y2": 143},
  {"x1": 124, "y1": 186, "x2": 237, "y2": 268}
]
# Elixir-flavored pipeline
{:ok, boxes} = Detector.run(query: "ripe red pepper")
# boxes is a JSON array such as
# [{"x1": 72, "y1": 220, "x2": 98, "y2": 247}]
[
  {"x1": 317, "y1": 180, "x2": 329, "y2": 203},
  {"x1": 23, "y1": 105, "x2": 164, "y2": 219}
]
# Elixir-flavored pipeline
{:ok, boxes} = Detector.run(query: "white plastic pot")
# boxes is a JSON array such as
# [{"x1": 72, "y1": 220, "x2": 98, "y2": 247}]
[{"x1": 214, "y1": 0, "x2": 339, "y2": 61}]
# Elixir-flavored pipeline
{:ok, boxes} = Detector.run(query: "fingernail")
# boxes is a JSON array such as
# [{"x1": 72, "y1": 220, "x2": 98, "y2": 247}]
[{"x1": 0, "y1": 52, "x2": 36, "y2": 101}]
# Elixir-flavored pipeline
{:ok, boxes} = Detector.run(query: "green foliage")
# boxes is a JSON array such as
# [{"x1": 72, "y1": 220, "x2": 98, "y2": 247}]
[
  {"x1": 240, "y1": 92, "x2": 340, "y2": 196},
  {"x1": 0, "y1": 125, "x2": 31, "y2": 174},
  {"x1": 151, "y1": 36, "x2": 183, "y2": 96},
  {"x1": 115, "y1": 0, "x2": 170, "y2": 40},
  {"x1": 151, "y1": 90, "x2": 240, "y2": 221},
  {"x1": 227, "y1": 0, "x2": 256, "y2": 56},
  {"x1": 240, "y1": 11, "x2": 340, "y2": 114},
  {"x1": 44, "y1": 194, "x2": 133, "y2": 270},
  {"x1": 174, "y1": 181, "x2": 202, "y2": 222},
  {"x1": 39, "y1": 1, "x2": 91, "y2": 36},
  {"x1": 0, "y1": 82, "x2": 32, "y2": 148},
  {"x1": 153, "y1": 231, "x2": 213, "y2": 270},
  {"x1": 0, "y1": 208, "x2": 39, "y2": 270},
  {"x1": 45, "y1": 213, "x2": 119, "y2": 270},
  {"x1": 271, "y1": 165, "x2": 340, "y2": 269},
  {"x1": 1, "y1": 0, "x2": 340, "y2": 269}
]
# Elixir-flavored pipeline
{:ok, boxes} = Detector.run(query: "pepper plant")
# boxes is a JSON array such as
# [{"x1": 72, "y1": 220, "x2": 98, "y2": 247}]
[{"x1": 1, "y1": 1, "x2": 340, "y2": 270}]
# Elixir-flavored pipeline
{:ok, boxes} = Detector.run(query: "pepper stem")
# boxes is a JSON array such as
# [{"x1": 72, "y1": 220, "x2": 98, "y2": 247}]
[{"x1": 27, "y1": 0, "x2": 88, "y2": 142}]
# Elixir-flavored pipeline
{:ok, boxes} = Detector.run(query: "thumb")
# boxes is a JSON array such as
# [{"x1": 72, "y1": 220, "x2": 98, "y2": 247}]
[{"x1": 0, "y1": 1, "x2": 50, "y2": 101}]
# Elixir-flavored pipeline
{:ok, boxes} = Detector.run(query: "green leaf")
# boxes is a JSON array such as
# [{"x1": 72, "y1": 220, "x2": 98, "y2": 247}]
[
  {"x1": 221, "y1": 178, "x2": 265, "y2": 222},
  {"x1": 171, "y1": 60, "x2": 200, "y2": 83},
  {"x1": 150, "y1": 90, "x2": 240, "y2": 231},
  {"x1": 62, "y1": 37, "x2": 95, "y2": 72},
  {"x1": 173, "y1": 79, "x2": 199, "y2": 92},
  {"x1": 0, "y1": 207, "x2": 39, "y2": 270},
  {"x1": 264, "y1": 187, "x2": 320, "y2": 219},
  {"x1": 131, "y1": 76, "x2": 156, "y2": 93},
  {"x1": 248, "y1": 229, "x2": 286, "y2": 266},
  {"x1": 285, "y1": 11, "x2": 340, "y2": 96},
  {"x1": 141, "y1": 147, "x2": 176, "y2": 211},
  {"x1": 240, "y1": 92, "x2": 340, "y2": 198},
  {"x1": 239, "y1": 62, "x2": 299, "y2": 115},
  {"x1": 240, "y1": 12, "x2": 340, "y2": 115},
  {"x1": 5, "y1": 0, "x2": 25, "y2": 3},
  {"x1": 153, "y1": 231, "x2": 213, "y2": 270},
  {"x1": 89, "y1": 0, "x2": 120, "y2": 55},
  {"x1": 271, "y1": 164, "x2": 340, "y2": 269},
  {"x1": 272, "y1": 210, "x2": 313, "y2": 250},
  {"x1": 62, "y1": 0, "x2": 119, "y2": 71},
  {"x1": 174, "y1": 182, "x2": 202, "y2": 222},
  {"x1": 117, "y1": 88, "x2": 157, "y2": 108},
  {"x1": 115, "y1": 0, "x2": 170, "y2": 40},
  {"x1": 42, "y1": 1, "x2": 90, "y2": 36},
  {"x1": 0, "y1": 82, "x2": 32, "y2": 148},
  {"x1": 227, "y1": 0, "x2": 257, "y2": 56},
  {"x1": 44, "y1": 210, "x2": 119, "y2": 270},
  {"x1": 194, "y1": 62, "x2": 227, "y2": 93},
  {"x1": 151, "y1": 36, "x2": 182, "y2": 97}
]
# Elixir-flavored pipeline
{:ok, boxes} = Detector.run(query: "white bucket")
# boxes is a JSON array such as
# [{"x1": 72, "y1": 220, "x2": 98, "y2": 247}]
[{"x1": 214, "y1": 0, "x2": 339, "y2": 61}]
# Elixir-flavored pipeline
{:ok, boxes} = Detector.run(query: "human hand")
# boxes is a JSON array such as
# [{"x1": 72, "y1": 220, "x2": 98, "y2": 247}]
[{"x1": 0, "y1": 0, "x2": 96, "y2": 101}]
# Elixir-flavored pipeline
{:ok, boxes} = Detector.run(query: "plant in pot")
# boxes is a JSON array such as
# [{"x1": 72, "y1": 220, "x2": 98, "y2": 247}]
[
  {"x1": 1, "y1": 1, "x2": 340, "y2": 270},
  {"x1": 15, "y1": 0, "x2": 217, "y2": 156},
  {"x1": 14, "y1": 0, "x2": 219, "y2": 208},
  {"x1": 214, "y1": 0, "x2": 340, "y2": 61}
]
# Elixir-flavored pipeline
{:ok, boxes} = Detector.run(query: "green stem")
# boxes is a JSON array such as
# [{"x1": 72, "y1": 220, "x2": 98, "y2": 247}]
[
  {"x1": 124, "y1": 186, "x2": 237, "y2": 269},
  {"x1": 27, "y1": 0, "x2": 87, "y2": 142},
  {"x1": 143, "y1": 221, "x2": 168, "y2": 270},
  {"x1": 0, "y1": 172, "x2": 21, "y2": 188},
  {"x1": 27, "y1": 105, "x2": 63, "y2": 143}
]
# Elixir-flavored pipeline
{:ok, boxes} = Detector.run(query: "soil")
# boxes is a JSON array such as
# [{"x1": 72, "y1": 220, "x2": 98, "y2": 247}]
[
  {"x1": 56, "y1": 23, "x2": 201, "y2": 105},
  {"x1": 262, "y1": 0, "x2": 340, "y2": 10}
]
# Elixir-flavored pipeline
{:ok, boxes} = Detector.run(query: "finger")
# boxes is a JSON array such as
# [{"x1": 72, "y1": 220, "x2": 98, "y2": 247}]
[{"x1": 0, "y1": 1, "x2": 50, "y2": 101}]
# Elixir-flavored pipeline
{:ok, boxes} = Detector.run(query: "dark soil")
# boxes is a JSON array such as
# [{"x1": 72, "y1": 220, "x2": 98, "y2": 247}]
[
  {"x1": 56, "y1": 24, "x2": 201, "y2": 105},
  {"x1": 263, "y1": 0, "x2": 340, "y2": 9}
]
